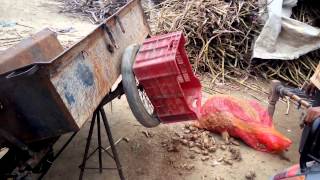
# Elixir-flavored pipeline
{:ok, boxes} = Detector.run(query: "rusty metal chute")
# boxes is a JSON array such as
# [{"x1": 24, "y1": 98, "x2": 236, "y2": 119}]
[{"x1": 0, "y1": 0, "x2": 150, "y2": 143}]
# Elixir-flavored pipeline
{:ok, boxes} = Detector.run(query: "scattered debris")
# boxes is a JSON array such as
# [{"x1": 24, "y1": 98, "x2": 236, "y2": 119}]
[
  {"x1": 167, "y1": 143, "x2": 179, "y2": 152},
  {"x1": 61, "y1": 0, "x2": 127, "y2": 24},
  {"x1": 223, "y1": 159, "x2": 233, "y2": 166},
  {"x1": 188, "y1": 141, "x2": 195, "y2": 148},
  {"x1": 245, "y1": 170, "x2": 257, "y2": 180},
  {"x1": 168, "y1": 157, "x2": 175, "y2": 165},
  {"x1": 208, "y1": 146, "x2": 216, "y2": 153},
  {"x1": 220, "y1": 145, "x2": 227, "y2": 151},
  {"x1": 181, "y1": 164, "x2": 195, "y2": 171},
  {"x1": 174, "y1": 132, "x2": 183, "y2": 138},
  {"x1": 180, "y1": 139, "x2": 188, "y2": 146},
  {"x1": 185, "y1": 164, "x2": 195, "y2": 170},
  {"x1": 217, "y1": 157, "x2": 224, "y2": 162},
  {"x1": 163, "y1": 138, "x2": 180, "y2": 152},
  {"x1": 189, "y1": 154, "x2": 195, "y2": 159},
  {"x1": 202, "y1": 150, "x2": 209, "y2": 156},
  {"x1": 229, "y1": 147, "x2": 242, "y2": 161},
  {"x1": 179, "y1": 124, "x2": 217, "y2": 152},
  {"x1": 164, "y1": 123, "x2": 243, "y2": 169},
  {"x1": 211, "y1": 160, "x2": 221, "y2": 167},
  {"x1": 130, "y1": 142, "x2": 141, "y2": 153},
  {"x1": 141, "y1": 130, "x2": 153, "y2": 138},
  {"x1": 230, "y1": 138, "x2": 240, "y2": 146},
  {"x1": 51, "y1": 27, "x2": 77, "y2": 34},
  {"x1": 161, "y1": 140, "x2": 169, "y2": 147},
  {"x1": 201, "y1": 156, "x2": 209, "y2": 161},
  {"x1": 0, "y1": 28, "x2": 32, "y2": 51},
  {"x1": 222, "y1": 131, "x2": 230, "y2": 144},
  {"x1": 184, "y1": 129, "x2": 191, "y2": 134},
  {"x1": 189, "y1": 147, "x2": 201, "y2": 154},
  {"x1": 104, "y1": 137, "x2": 123, "y2": 151},
  {"x1": 123, "y1": 137, "x2": 130, "y2": 143}
]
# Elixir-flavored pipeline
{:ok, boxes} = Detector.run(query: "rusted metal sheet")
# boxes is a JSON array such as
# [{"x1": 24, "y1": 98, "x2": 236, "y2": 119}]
[
  {"x1": 0, "y1": 0, "x2": 150, "y2": 143},
  {"x1": 47, "y1": 0, "x2": 150, "y2": 128},
  {"x1": 0, "y1": 30, "x2": 69, "y2": 144},
  {"x1": 0, "y1": 29, "x2": 64, "y2": 75}
]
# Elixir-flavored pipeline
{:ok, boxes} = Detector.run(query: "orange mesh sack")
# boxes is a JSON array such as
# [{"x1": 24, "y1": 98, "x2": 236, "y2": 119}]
[{"x1": 196, "y1": 95, "x2": 292, "y2": 153}]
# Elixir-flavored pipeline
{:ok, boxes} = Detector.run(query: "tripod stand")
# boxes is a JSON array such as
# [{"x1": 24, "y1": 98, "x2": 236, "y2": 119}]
[{"x1": 78, "y1": 105, "x2": 125, "y2": 180}]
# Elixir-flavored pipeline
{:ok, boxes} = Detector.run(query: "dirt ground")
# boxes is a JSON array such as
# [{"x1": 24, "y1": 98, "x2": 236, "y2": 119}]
[
  {"x1": 0, "y1": 0, "x2": 304, "y2": 179},
  {"x1": 43, "y1": 79, "x2": 303, "y2": 180},
  {"x1": 0, "y1": 0, "x2": 95, "y2": 50}
]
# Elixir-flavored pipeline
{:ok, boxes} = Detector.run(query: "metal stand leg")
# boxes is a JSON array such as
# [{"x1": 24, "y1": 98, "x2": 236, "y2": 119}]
[
  {"x1": 78, "y1": 107, "x2": 125, "y2": 180},
  {"x1": 97, "y1": 112, "x2": 103, "y2": 173},
  {"x1": 79, "y1": 111, "x2": 97, "y2": 180},
  {"x1": 99, "y1": 107, "x2": 125, "y2": 180}
]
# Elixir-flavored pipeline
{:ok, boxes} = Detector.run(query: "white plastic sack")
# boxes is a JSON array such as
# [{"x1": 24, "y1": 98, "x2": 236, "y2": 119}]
[{"x1": 253, "y1": 0, "x2": 320, "y2": 60}]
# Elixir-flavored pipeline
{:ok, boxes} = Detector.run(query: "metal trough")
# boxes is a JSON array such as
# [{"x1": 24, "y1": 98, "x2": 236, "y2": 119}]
[{"x1": 0, "y1": 0, "x2": 150, "y2": 143}]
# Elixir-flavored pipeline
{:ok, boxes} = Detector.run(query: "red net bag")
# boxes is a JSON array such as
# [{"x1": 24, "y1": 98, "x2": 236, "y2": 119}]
[{"x1": 196, "y1": 95, "x2": 292, "y2": 153}]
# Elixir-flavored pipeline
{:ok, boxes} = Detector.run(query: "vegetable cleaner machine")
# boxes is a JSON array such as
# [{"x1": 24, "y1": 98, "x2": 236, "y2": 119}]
[{"x1": 0, "y1": 0, "x2": 201, "y2": 178}]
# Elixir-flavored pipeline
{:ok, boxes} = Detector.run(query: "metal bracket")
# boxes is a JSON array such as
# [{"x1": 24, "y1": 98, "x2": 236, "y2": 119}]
[
  {"x1": 115, "y1": 15, "x2": 125, "y2": 33},
  {"x1": 6, "y1": 65, "x2": 39, "y2": 79},
  {"x1": 102, "y1": 24, "x2": 119, "y2": 48},
  {"x1": 100, "y1": 82, "x2": 124, "y2": 106}
]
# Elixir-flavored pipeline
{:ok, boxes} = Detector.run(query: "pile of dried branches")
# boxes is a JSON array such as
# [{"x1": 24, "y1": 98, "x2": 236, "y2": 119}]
[
  {"x1": 148, "y1": 0, "x2": 320, "y2": 86},
  {"x1": 260, "y1": 3, "x2": 320, "y2": 87},
  {"x1": 60, "y1": 0, "x2": 320, "y2": 86},
  {"x1": 149, "y1": 0, "x2": 262, "y2": 80},
  {"x1": 292, "y1": 2, "x2": 320, "y2": 27},
  {"x1": 256, "y1": 51, "x2": 319, "y2": 87},
  {"x1": 61, "y1": 0, "x2": 127, "y2": 24},
  {"x1": 148, "y1": 0, "x2": 263, "y2": 83}
]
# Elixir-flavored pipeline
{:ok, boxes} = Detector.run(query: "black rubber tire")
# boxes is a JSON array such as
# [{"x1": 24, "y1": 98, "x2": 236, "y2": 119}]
[{"x1": 121, "y1": 44, "x2": 161, "y2": 128}]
